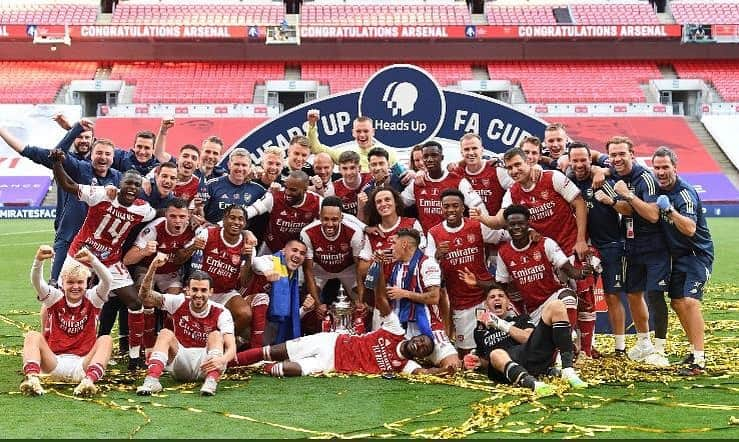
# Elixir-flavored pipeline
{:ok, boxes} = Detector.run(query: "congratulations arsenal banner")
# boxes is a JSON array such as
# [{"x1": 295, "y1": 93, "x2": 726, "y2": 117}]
[{"x1": 0, "y1": 24, "x2": 683, "y2": 41}]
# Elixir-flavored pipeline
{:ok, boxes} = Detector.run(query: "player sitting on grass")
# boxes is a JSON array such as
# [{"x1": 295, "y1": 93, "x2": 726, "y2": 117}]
[
  {"x1": 136, "y1": 253, "x2": 236, "y2": 396},
  {"x1": 461, "y1": 279, "x2": 587, "y2": 396},
  {"x1": 20, "y1": 245, "x2": 114, "y2": 397}
]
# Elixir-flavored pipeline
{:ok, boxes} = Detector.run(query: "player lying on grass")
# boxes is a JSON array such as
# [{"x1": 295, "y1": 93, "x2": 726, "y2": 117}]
[
  {"x1": 228, "y1": 248, "x2": 452, "y2": 377},
  {"x1": 20, "y1": 245, "x2": 114, "y2": 397},
  {"x1": 136, "y1": 253, "x2": 236, "y2": 396},
  {"x1": 461, "y1": 279, "x2": 587, "y2": 396}
]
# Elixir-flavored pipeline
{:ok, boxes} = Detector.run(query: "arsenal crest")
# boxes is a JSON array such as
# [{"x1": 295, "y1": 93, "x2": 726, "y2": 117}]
[
  {"x1": 481, "y1": 178, "x2": 490, "y2": 187},
  {"x1": 467, "y1": 233, "x2": 476, "y2": 243},
  {"x1": 540, "y1": 190, "x2": 550, "y2": 200},
  {"x1": 231, "y1": 254, "x2": 241, "y2": 265},
  {"x1": 340, "y1": 243, "x2": 350, "y2": 252},
  {"x1": 532, "y1": 250, "x2": 542, "y2": 261}
]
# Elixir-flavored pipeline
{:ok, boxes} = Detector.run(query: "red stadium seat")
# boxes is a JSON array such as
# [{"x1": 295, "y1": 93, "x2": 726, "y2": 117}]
[{"x1": 0, "y1": 61, "x2": 98, "y2": 104}]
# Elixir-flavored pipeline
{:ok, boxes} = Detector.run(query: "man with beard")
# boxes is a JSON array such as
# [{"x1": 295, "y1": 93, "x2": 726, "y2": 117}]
[
  {"x1": 178, "y1": 205, "x2": 257, "y2": 338},
  {"x1": 136, "y1": 258, "x2": 235, "y2": 397},
  {"x1": 653, "y1": 147, "x2": 713, "y2": 375},
  {"x1": 309, "y1": 152, "x2": 340, "y2": 196},
  {"x1": 0, "y1": 121, "x2": 115, "y2": 284},
  {"x1": 356, "y1": 147, "x2": 406, "y2": 222},
  {"x1": 246, "y1": 170, "x2": 321, "y2": 255},
  {"x1": 301, "y1": 197, "x2": 370, "y2": 315},
  {"x1": 51, "y1": 150, "x2": 157, "y2": 370},
  {"x1": 241, "y1": 239, "x2": 311, "y2": 347},
  {"x1": 228, "y1": 250, "x2": 445, "y2": 377},
  {"x1": 401, "y1": 141, "x2": 486, "y2": 233},
  {"x1": 199, "y1": 148, "x2": 267, "y2": 225},
  {"x1": 607, "y1": 136, "x2": 667, "y2": 365},
  {"x1": 567, "y1": 142, "x2": 625, "y2": 357},
  {"x1": 426, "y1": 189, "x2": 509, "y2": 355},
  {"x1": 124, "y1": 198, "x2": 196, "y2": 295}
]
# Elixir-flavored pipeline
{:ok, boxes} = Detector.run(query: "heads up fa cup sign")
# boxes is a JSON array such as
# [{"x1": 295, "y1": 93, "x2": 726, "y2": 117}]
[{"x1": 221, "y1": 64, "x2": 548, "y2": 165}]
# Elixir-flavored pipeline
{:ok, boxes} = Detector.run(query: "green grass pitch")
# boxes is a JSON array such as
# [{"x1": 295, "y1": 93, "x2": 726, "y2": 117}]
[{"x1": 0, "y1": 218, "x2": 737, "y2": 438}]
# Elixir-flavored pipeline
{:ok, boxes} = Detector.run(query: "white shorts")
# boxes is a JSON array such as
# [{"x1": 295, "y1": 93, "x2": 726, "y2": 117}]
[
  {"x1": 168, "y1": 345, "x2": 208, "y2": 381},
  {"x1": 405, "y1": 322, "x2": 457, "y2": 365},
  {"x1": 314, "y1": 265, "x2": 357, "y2": 299},
  {"x1": 285, "y1": 332, "x2": 339, "y2": 375},
  {"x1": 528, "y1": 288, "x2": 572, "y2": 325},
  {"x1": 47, "y1": 354, "x2": 85, "y2": 382},
  {"x1": 62, "y1": 256, "x2": 133, "y2": 291},
  {"x1": 134, "y1": 267, "x2": 183, "y2": 292},
  {"x1": 453, "y1": 303, "x2": 485, "y2": 350},
  {"x1": 210, "y1": 290, "x2": 241, "y2": 306}
]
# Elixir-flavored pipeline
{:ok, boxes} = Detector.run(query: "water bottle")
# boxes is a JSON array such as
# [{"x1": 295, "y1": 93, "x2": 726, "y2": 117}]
[{"x1": 191, "y1": 249, "x2": 204, "y2": 271}]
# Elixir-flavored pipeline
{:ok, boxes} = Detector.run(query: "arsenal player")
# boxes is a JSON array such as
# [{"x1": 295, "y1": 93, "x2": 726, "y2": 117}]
[
  {"x1": 401, "y1": 141, "x2": 486, "y2": 233},
  {"x1": 21, "y1": 246, "x2": 114, "y2": 397},
  {"x1": 229, "y1": 249, "x2": 450, "y2": 377},
  {"x1": 494, "y1": 205, "x2": 592, "y2": 326},
  {"x1": 178, "y1": 205, "x2": 257, "y2": 337},
  {"x1": 124, "y1": 198, "x2": 196, "y2": 294},
  {"x1": 51, "y1": 151, "x2": 156, "y2": 370},
  {"x1": 246, "y1": 170, "x2": 321, "y2": 255},
  {"x1": 452, "y1": 133, "x2": 513, "y2": 216},
  {"x1": 425, "y1": 189, "x2": 510, "y2": 354},
  {"x1": 136, "y1": 255, "x2": 235, "y2": 396},
  {"x1": 152, "y1": 119, "x2": 202, "y2": 204},
  {"x1": 300, "y1": 197, "x2": 370, "y2": 315},
  {"x1": 329, "y1": 150, "x2": 372, "y2": 216}
]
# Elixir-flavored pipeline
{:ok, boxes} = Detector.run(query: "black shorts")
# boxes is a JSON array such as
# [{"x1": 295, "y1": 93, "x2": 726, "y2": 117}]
[{"x1": 486, "y1": 322, "x2": 557, "y2": 382}]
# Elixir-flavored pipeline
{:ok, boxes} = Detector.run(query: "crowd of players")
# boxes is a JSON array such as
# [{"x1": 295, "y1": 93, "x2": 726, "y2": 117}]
[{"x1": 0, "y1": 110, "x2": 713, "y2": 398}]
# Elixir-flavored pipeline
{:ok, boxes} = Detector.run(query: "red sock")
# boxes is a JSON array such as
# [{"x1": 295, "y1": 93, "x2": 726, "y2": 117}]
[
  {"x1": 85, "y1": 363, "x2": 105, "y2": 383},
  {"x1": 250, "y1": 304, "x2": 267, "y2": 349},
  {"x1": 128, "y1": 309, "x2": 144, "y2": 355},
  {"x1": 578, "y1": 320, "x2": 595, "y2": 356},
  {"x1": 147, "y1": 359, "x2": 165, "y2": 379},
  {"x1": 230, "y1": 346, "x2": 269, "y2": 367},
  {"x1": 23, "y1": 361, "x2": 41, "y2": 376},
  {"x1": 206, "y1": 370, "x2": 221, "y2": 381},
  {"x1": 142, "y1": 310, "x2": 157, "y2": 350},
  {"x1": 567, "y1": 307, "x2": 578, "y2": 330}
]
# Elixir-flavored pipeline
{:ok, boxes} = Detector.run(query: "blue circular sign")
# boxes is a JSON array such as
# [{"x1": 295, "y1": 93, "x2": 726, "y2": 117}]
[{"x1": 358, "y1": 64, "x2": 445, "y2": 149}]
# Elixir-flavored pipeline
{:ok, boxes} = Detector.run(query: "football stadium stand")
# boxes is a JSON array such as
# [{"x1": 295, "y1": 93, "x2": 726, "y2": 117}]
[
  {"x1": 485, "y1": 0, "x2": 659, "y2": 25},
  {"x1": 110, "y1": 0, "x2": 284, "y2": 26},
  {"x1": 0, "y1": 1, "x2": 98, "y2": 25},
  {"x1": 673, "y1": 61, "x2": 739, "y2": 101},
  {"x1": 487, "y1": 61, "x2": 660, "y2": 103},
  {"x1": 109, "y1": 62, "x2": 285, "y2": 104},
  {"x1": 0, "y1": 61, "x2": 98, "y2": 104},
  {"x1": 301, "y1": 62, "x2": 473, "y2": 93},
  {"x1": 670, "y1": 0, "x2": 739, "y2": 25}
]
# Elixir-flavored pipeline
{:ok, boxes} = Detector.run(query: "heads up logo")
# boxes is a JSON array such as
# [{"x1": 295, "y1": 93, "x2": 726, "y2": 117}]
[{"x1": 359, "y1": 65, "x2": 445, "y2": 150}]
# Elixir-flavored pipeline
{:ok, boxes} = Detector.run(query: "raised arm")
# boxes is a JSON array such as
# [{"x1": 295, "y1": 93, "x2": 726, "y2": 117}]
[
  {"x1": 154, "y1": 118, "x2": 174, "y2": 163},
  {"x1": 0, "y1": 126, "x2": 26, "y2": 154},
  {"x1": 50, "y1": 150, "x2": 80, "y2": 194},
  {"x1": 30, "y1": 245, "x2": 56, "y2": 300},
  {"x1": 139, "y1": 253, "x2": 167, "y2": 308},
  {"x1": 74, "y1": 248, "x2": 113, "y2": 301}
]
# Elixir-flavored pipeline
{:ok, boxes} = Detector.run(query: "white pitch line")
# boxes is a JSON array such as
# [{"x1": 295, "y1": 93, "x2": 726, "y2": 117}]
[
  {"x1": 0, "y1": 229, "x2": 54, "y2": 236},
  {"x1": 0, "y1": 241, "x2": 48, "y2": 247}
]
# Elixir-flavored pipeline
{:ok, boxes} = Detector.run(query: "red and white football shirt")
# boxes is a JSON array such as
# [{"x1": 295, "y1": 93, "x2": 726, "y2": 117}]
[
  {"x1": 134, "y1": 217, "x2": 196, "y2": 274},
  {"x1": 190, "y1": 226, "x2": 244, "y2": 294},
  {"x1": 162, "y1": 294, "x2": 234, "y2": 348}
]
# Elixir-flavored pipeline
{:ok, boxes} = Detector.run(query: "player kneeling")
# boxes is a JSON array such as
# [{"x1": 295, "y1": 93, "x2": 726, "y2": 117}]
[
  {"x1": 463, "y1": 283, "x2": 587, "y2": 396},
  {"x1": 20, "y1": 245, "x2": 114, "y2": 397},
  {"x1": 136, "y1": 253, "x2": 236, "y2": 396}
]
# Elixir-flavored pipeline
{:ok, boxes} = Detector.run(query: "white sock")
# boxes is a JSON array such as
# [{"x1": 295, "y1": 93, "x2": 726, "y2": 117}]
[
  {"x1": 614, "y1": 335, "x2": 626, "y2": 351},
  {"x1": 654, "y1": 338, "x2": 666, "y2": 353},
  {"x1": 129, "y1": 345, "x2": 141, "y2": 359},
  {"x1": 636, "y1": 333, "x2": 651, "y2": 345},
  {"x1": 693, "y1": 350, "x2": 705, "y2": 366},
  {"x1": 561, "y1": 367, "x2": 577, "y2": 379}
]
